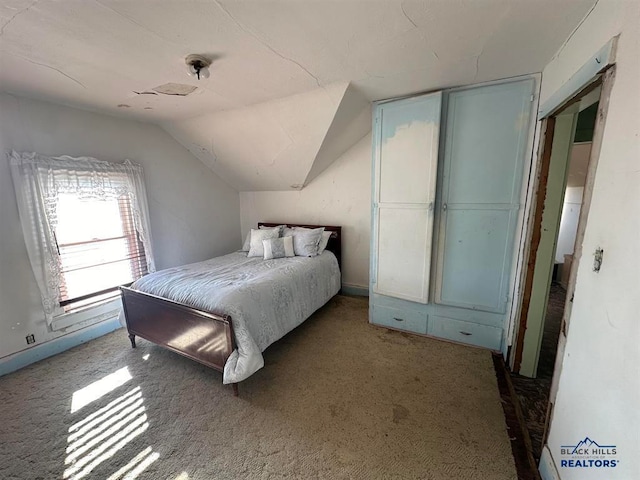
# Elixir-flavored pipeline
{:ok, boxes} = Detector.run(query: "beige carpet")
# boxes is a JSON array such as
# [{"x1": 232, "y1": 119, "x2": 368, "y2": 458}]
[{"x1": 0, "y1": 295, "x2": 517, "y2": 480}]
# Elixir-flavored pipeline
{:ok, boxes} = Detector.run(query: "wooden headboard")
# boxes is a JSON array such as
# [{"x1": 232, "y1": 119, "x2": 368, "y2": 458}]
[{"x1": 258, "y1": 222, "x2": 342, "y2": 272}]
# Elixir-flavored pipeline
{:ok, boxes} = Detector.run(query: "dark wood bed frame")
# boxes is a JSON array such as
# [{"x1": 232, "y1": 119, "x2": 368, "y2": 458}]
[{"x1": 121, "y1": 223, "x2": 342, "y2": 396}]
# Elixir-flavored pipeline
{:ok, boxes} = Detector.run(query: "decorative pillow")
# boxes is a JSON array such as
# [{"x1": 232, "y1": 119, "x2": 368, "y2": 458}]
[
  {"x1": 259, "y1": 224, "x2": 286, "y2": 236},
  {"x1": 242, "y1": 232, "x2": 251, "y2": 251},
  {"x1": 292, "y1": 227, "x2": 332, "y2": 254},
  {"x1": 282, "y1": 227, "x2": 295, "y2": 238},
  {"x1": 263, "y1": 236, "x2": 294, "y2": 260},
  {"x1": 291, "y1": 228, "x2": 324, "y2": 257},
  {"x1": 243, "y1": 225, "x2": 281, "y2": 251},
  {"x1": 247, "y1": 228, "x2": 279, "y2": 257},
  {"x1": 317, "y1": 230, "x2": 332, "y2": 254}
]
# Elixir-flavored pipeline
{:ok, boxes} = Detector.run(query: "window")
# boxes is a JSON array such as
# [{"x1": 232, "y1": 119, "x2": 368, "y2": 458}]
[
  {"x1": 56, "y1": 192, "x2": 148, "y2": 311},
  {"x1": 10, "y1": 152, "x2": 155, "y2": 325}
]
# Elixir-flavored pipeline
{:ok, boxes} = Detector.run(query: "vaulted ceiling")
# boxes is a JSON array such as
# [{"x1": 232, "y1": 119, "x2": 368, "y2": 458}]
[{"x1": 0, "y1": 0, "x2": 596, "y2": 190}]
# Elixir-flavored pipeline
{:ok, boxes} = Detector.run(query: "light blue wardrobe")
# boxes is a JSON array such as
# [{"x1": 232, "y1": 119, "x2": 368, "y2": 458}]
[{"x1": 370, "y1": 78, "x2": 535, "y2": 352}]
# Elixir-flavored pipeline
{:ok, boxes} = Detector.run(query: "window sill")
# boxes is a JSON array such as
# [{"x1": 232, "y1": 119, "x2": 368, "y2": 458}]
[{"x1": 50, "y1": 296, "x2": 123, "y2": 332}]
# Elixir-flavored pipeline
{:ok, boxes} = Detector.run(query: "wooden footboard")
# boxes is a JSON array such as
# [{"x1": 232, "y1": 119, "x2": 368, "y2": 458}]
[
  {"x1": 120, "y1": 286, "x2": 237, "y2": 394},
  {"x1": 121, "y1": 222, "x2": 341, "y2": 397}
]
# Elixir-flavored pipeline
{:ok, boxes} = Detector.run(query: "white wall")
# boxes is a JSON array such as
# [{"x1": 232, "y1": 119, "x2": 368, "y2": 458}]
[
  {"x1": 0, "y1": 94, "x2": 240, "y2": 359},
  {"x1": 240, "y1": 134, "x2": 371, "y2": 290},
  {"x1": 539, "y1": 1, "x2": 640, "y2": 478},
  {"x1": 555, "y1": 186, "x2": 583, "y2": 263}
]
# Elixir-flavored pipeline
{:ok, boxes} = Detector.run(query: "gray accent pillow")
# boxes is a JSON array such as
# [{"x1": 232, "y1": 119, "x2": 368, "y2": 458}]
[
  {"x1": 292, "y1": 228, "x2": 324, "y2": 257},
  {"x1": 263, "y1": 236, "x2": 295, "y2": 260},
  {"x1": 248, "y1": 228, "x2": 279, "y2": 257}
]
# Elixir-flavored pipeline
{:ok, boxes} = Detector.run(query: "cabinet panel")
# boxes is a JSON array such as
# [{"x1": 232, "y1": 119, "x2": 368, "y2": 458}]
[
  {"x1": 428, "y1": 315, "x2": 502, "y2": 350},
  {"x1": 438, "y1": 208, "x2": 514, "y2": 312},
  {"x1": 371, "y1": 304, "x2": 428, "y2": 334},
  {"x1": 376, "y1": 93, "x2": 441, "y2": 205},
  {"x1": 443, "y1": 81, "x2": 533, "y2": 205},
  {"x1": 375, "y1": 206, "x2": 431, "y2": 303}
]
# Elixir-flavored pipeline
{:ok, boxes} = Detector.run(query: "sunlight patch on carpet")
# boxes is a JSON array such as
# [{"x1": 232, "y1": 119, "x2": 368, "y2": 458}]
[
  {"x1": 71, "y1": 367, "x2": 132, "y2": 413},
  {"x1": 64, "y1": 370, "x2": 159, "y2": 480}
]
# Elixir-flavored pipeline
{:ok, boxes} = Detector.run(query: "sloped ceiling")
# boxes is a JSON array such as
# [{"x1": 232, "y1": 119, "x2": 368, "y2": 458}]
[
  {"x1": 0, "y1": 0, "x2": 597, "y2": 190},
  {"x1": 163, "y1": 81, "x2": 370, "y2": 191}
]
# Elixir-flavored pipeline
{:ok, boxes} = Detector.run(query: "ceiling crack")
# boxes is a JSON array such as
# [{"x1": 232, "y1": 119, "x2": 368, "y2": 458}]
[
  {"x1": 0, "y1": 0, "x2": 39, "y2": 37},
  {"x1": 5, "y1": 52, "x2": 86, "y2": 89},
  {"x1": 473, "y1": 45, "x2": 485, "y2": 81},
  {"x1": 400, "y1": 2, "x2": 419, "y2": 29},
  {"x1": 213, "y1": 0, "x2": 321, "y2": 88},
  {"x1": 400, "y1": 2, "x2": 432, "y2": 57},
  {"x1": 93, "y1": 0, "x2": 183, "y2": 47},
  {"x1": 551, "y1": 0, "x2": 600, "y2": 62}
]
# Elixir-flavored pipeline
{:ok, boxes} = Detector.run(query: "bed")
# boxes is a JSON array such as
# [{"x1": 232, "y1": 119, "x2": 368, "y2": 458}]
[{"x1": 120, "y1": 223, "x2": 342, "y2": 395}]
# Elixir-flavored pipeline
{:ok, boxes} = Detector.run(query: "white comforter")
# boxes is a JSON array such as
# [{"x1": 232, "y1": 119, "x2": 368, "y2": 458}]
[{"x1": 125, "y1": 251, "x2": 341, "y2": 383}]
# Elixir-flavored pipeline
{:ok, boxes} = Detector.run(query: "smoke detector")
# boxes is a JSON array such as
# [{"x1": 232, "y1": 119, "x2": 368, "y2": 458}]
[{"x1": 185, "y1": 54, "x2": 211, "y2": 80}]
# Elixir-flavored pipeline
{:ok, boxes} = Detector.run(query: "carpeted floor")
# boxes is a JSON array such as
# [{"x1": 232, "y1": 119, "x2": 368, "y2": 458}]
[{"x1": 0, "y1": 295, "x2": 517, "y2": 480}]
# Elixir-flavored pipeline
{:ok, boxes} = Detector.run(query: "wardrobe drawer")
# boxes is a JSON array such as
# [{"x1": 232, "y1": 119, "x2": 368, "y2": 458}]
[
  {"x1": 428, "y1": 315, "x2": 502, "y2": 350},
  {"x1": 371, "y1": 304, "x2": 427, "y2": 334}
]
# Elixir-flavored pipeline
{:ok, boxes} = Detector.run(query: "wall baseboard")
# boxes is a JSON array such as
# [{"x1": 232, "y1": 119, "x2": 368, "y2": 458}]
[
  {"x1": 341, "y1": 283, "x2": 369, "y2": 296},
  {"x1": 539, "y1": 445, "x2": 561, "y2": 480},
  {"x1": 0, "y1": 318, "x2": 122, "y2": 377}
]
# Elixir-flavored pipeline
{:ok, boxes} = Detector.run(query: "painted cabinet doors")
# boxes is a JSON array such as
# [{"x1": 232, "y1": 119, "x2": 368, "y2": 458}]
[
  {"x1": 370, "y1": 78, "x2": 535, "y2": 351},
  {"x1": 372, "y1": 92, "x2": 442, "y2": 303},
  {"x1": 434, "y1": 79, "x2": 535, "y2": 314}
]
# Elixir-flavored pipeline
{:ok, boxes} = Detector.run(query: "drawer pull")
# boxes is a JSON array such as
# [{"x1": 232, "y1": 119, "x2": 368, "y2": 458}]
[
  {"x1": 459, "y1": 331, "x2": 472, "y2": 336},
  {"x1": 393, "y1": 317, "x2": 404, "y2": 322}
]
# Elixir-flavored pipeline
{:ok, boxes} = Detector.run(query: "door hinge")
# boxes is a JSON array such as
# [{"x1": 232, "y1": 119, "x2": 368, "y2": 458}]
[{"x1": 530, "y1": 94, "x2": 536, "y2": 102}]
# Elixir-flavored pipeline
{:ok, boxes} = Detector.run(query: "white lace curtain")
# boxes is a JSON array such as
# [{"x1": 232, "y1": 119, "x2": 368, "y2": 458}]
[{"x1": 9, "y1": 151, "x2": 156, "y2": 324}]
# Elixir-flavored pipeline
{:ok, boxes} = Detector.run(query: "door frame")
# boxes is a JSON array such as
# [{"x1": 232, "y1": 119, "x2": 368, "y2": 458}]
[
  {"x1": 516, "y1": 109, "x2": 579, "y2": 377},
  {"x1": 541, "y1": 67, "x2": 615, "y2": 444},
  {"x1": 511, "y1": 71, "x2": 615, "y2": 374},
  {"x1": 508, "y1": 37, "x2": 619, "y2": 373}
]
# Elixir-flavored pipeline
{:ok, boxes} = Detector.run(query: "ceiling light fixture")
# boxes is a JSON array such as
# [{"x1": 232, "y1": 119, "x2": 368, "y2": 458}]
[{"x1": 185, "y1": 54, "x2": 211, "y2": 80}]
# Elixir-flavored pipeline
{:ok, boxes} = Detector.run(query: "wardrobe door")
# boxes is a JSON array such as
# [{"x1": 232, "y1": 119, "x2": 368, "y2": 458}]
[
  {"x1": 372, "y1": 92, "x2": 441, "y2": 304},
  {"x1": 435, "y1": 79, "x2": 534, "y2": 313}
]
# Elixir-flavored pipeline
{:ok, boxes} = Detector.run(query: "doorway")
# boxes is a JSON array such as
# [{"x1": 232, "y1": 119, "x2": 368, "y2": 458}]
[{"x1": 509, "y1": 91, "x2": 600, "y2": 460}]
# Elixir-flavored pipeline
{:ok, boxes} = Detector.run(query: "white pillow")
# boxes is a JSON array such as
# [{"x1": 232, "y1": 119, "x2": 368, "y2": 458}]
[
  {"x1": 263, "y1": 236, "x2": 294, "y2": 260},
  {"x1": 291, "y1": 227, "x2": 324, "y2": 257},
  {"x1": 259, "y1": 224, "x2": 286, "y2": 236},
  {"x1": 318, "y1": 231, "x2": 332, "y2": 254},
  {"x1": 242, "y1": 232, "x2": 251, "y2": 251},
  {"x1": 243, "y1": 225, "x2": 281, "y2": 251},
  {"x1": 292, "y1": 227, "x2": 332, "y2": 254},
  {"x1": 248, "y1": 228, "x2": 279, "y2": 257}
]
